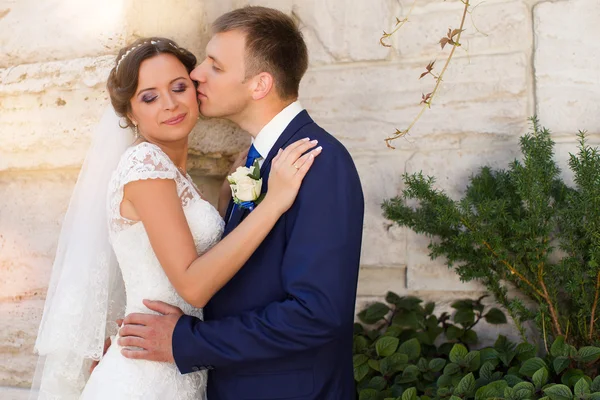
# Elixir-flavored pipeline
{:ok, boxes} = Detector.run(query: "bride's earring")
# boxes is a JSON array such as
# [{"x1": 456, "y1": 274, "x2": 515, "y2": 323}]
[{"x1": 133, "y1": 124, "x2": 139, "y2": 138}]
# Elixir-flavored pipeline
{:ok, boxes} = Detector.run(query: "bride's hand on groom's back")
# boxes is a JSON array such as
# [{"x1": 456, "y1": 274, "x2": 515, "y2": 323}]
[{"x1": 264, "y1": 138, "x2": 322, "y2": 214}]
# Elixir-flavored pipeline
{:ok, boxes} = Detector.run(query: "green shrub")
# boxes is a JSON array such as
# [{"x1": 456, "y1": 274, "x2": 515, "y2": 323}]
[
  {"x1": 354, "y1": 293, "x2": 600, "y2": 400},
  {"x1": 382, "y1": 118, "x2": 600, "y2": 347}
]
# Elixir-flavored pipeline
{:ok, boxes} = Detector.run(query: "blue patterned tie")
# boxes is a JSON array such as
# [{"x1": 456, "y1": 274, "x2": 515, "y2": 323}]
[
  {"x1": 229, "y1": 144, "x2": 262, "y2": 221},
  {"x1": 244, "y1": 144, "x2": 262, "y2": 168}
]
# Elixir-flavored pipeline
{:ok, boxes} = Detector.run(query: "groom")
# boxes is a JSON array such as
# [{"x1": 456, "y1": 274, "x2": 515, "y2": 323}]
[{"x1": 119, "y1": 6, "x2": 364, "y2": 399}]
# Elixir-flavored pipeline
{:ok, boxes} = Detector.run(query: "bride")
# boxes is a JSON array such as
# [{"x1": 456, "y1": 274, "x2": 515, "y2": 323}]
[{"x1": 29, "y1": 37, "x2": 321, "y2": 399}]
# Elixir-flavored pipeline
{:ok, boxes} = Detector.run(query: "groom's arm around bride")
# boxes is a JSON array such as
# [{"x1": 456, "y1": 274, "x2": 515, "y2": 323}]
[{"x1": 174, "y1": 118, "x2": 364, "y2": 398}]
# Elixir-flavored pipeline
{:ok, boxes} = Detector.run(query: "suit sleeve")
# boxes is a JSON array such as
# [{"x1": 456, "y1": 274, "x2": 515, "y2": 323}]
[{"x1": 172, "y1": 147, "x2": 364, "y2": 372}]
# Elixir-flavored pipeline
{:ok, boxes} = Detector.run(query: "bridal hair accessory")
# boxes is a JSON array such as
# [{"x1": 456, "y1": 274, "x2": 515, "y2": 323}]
[{"x1": 116, "y1": 40, "x2": 180, "y2": 72}]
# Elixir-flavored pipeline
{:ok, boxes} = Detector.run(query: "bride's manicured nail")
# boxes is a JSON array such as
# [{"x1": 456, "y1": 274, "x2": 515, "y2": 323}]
[
  {"x1": 303, "y1": 137, "x2": 310, "y2": 141},
  {"x1": 315, "y1": 146, "x2": 323, "y2": 152},
  {"x1": 310, "y1": 140, "x2": 318, "y2": 144}
]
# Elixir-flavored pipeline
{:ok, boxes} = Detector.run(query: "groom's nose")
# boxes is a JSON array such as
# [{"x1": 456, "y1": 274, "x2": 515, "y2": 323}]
[{"x1": 190, "y1": 62, "x2": 207, "y2": 83}]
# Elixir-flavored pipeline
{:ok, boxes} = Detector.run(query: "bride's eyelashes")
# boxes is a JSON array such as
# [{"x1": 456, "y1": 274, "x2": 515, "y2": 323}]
[{"x1": 140, "y1": 84, "x2": 189, "y2": 104}]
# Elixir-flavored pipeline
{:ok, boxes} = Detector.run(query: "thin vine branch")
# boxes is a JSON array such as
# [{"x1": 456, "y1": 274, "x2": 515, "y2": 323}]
[
  {"x1": 380, "y1": 0, "x2": 419, "y2": 48},
  {"x1": 382, "y1": 0, "x2": 471, "y2": 149}
]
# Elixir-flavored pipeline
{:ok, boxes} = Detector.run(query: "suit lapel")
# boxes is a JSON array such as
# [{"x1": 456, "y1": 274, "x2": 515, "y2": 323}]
[{"x1": 223, "y1": 110, "x2": 314, "y2": 236}]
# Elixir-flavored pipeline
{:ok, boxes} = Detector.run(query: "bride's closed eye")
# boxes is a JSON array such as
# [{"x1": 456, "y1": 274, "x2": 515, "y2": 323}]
[
  {"x1": 172, "y1": 83, "x2": 188, "y2": 93},
  {"x1": 140, "y1": 83, "x2": 189, "y2": 104}
]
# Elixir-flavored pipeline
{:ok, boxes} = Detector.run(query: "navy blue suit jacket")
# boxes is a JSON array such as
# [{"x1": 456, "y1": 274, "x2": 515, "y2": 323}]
[{"x1": 173, "y1": 111, "x2": 364, "y2": 399}]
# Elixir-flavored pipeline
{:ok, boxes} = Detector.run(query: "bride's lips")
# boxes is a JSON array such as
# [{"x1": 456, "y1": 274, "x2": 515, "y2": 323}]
[
  {"x1": 163, "y1": 113, "x2": 187, "y2": 125},
  {"x1": 197, "y1": 91, "x2": 207, "y2": 100}
]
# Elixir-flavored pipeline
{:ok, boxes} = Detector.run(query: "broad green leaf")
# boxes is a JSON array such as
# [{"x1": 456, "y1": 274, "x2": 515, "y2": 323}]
[
  {"x1": 443, "y1": 362, "x2": 461, "y2": 376},
  {"x1": 543, "y1": 384, "x2": 573, "y2": 400},
  {"x1": 396, "y1": 296, "x2": 423, "y2": 311},
  {"x1": 463, "y1": 329, "x2": 479, "y2": 345},
  {"x1": 475, "y1": 380, "x2": 508, "y2": 400},
  {"x1": 417, "y1": 357, "x2": 428, "y2": 372},
  {"x1": 354, "y1": 335, "x2": 369, "y2": 353},
  {"x1": 402, "y1": 387, "x2": 418, "y2": 400},
  {"x1": 402, "y1": 365, "x2": 420, "y2": 379},
  {"x1": 380, "y1": 353, "x2": 408, "y2": 375},
  {"x1": 504, "y1": 374, "x2": 524, "y2": 387},
  {"x1": 454, "y1": 309, "x2": 476, "y2": 326},
  {"x1": 551, "y1": 337, "x2": 568, "y2": 358},
  {"x1": 577, "y1": 347, "x2": 600, "y2": 363},
  {"x1": 398, "y1": 338, "x2": 421, "y2": 361},
  {"x1": 359, "y1": 302, "x2": 390, "y2": 325},
  {"x1": 446, "y1": 325, "x2": 461, "y2": 340},
  {"x1": 437, "y1": 373, "x2": 453, "y2": 388},
  {"x1": 424, "y1": 302, "x2": 435, "y2": 315},
  {"x1": 368, "y1": 359, "x2": 381, "y2": 372},
  {"x1": 354, "y1": 354, "x2": 368, "y2": 368},
  {"x1": 359, "y1": 388, "x2": 379, "y2": 400},
  {"x1": 519, "y1": 357, "x2": 548, "y2": 378},
  {"x1": 562, "y1": 369, "x2": 585, "y2": 387},
  {"x1": 455, "y1": 373, "x2": 476, "y2": 397},
  {"x1": 574, "y1": 377, "x2": 590, "y2": 398},
  {"x1": 553, "y1": 357, "x2": 570, "y2": 375},
  {"x1": 354, "y1": 362, "x2": 369, "y2": 382},
  {"x1": 513, "y1": 382, "x2": 534, "y2": 393},
  {"x1": 592, "y1": 376, "x2": 600, "y2": 392},
  {"x1": 429, "y1": 358, "x2": 446, "y2": 372},
  {"x1": 450, "y1": 344, "x2": 469, "y2": 363},
  {"x1": 533, "y1": 367, "x2": 549, "y2": 389},
  {"x1": 515, "y1": 388, "x2": 533, "y2": 400},
  {"x1": 449, "y1": 397, "x2": 462, "y2": 400},
  {"x1": 515, "y1": 342, "x2": 537, "y2": 361},
  {"x1": 376, "y1": 336, "x2": 400, "y2": 357},
  {"x1": 464, "y1": 350, "x2": 481, "y2": 371},
  {"x1": 485, "y1": 308, "x2": 508, "y2": 324},
  {"x1": 367, "y1": 376, "x2": 388, "y2": 391},
  {"x1": 451, "y1": 299, "x2": 475, "y2": 311},
  {"x1": 385, "y1": 291, "x2": 403, "y2": 306},
  {"x1": 479, "y1": 361, "x2": 495, "y2": 381},
  {"x1": 480, "y1": 348, "x2": 500, "y2": 365},
  {"x1": 589, "y1": 393, "x2": 600, "y2": 400}
]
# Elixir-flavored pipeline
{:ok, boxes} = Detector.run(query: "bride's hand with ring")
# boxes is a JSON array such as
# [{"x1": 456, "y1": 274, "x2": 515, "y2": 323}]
[{"x1": 262, "y1": 138, "x2": 322, "y2": 214}]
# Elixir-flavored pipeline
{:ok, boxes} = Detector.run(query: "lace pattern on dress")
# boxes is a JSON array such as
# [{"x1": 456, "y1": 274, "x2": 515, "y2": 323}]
[{"x1": 107, "y1": 142, "x2": 202, "y2": 232}]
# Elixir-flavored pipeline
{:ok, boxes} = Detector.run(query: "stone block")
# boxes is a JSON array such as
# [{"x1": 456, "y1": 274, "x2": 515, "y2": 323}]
[
  {"x1": 291, "y1": 0, "x2": 394, "y2": 63},
  {"x1": 357, "y1": 266, "x2": 407, "y2": 297},
  {"x1": 123, "y1": 0, "x2": 209, "y2": 57},
  {"x1": 0, "y1": 299, "x2": 44, "y2": 387},
  {"x1": 0, "y1": 0, "x2": 127, "y2": 68},
  {"x1": 300, "y1": 53, "x2": 529, "y2": 153},
  {"x1": 353, "y1": 153, "x2": 410, "y2": 266},
  {"x1": 534, "y1": 0, "x2": 600, "y2": 135},
  {"x1": 393, "y1": 0, "x2": 530, "y2": 60},
  {"x1": 0, "y1": 57, "x2": 243, "y2": 175}
]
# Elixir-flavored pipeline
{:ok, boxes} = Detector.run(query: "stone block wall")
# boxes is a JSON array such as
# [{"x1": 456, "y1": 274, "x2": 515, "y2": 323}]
[{"x1": 1, "y1": 0, "x2": 599, "y2": 394}]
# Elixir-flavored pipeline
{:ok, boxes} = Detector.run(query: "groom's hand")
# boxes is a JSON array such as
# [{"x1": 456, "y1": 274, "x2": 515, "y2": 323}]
[{"x1": 118, "y1": 300, "x2": 183, "y2": 363}]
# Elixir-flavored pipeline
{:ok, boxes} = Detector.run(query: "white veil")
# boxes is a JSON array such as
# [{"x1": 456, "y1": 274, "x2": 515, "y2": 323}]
[{"x1": 29, "y1": 106, "x2": 134, "y2": 399}]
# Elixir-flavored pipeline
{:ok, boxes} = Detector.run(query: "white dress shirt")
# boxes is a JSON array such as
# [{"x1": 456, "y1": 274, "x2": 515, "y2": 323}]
[{"x1": 252, "y1": 101, "x2": 304, "y2": 167}]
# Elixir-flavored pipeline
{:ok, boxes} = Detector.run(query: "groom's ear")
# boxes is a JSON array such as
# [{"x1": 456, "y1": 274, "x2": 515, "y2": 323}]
[{"x1": 250, "y1": 72, "x2": 274, "y2": 101}]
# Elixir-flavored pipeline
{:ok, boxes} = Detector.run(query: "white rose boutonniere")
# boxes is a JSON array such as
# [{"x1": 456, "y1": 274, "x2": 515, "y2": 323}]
[{"x1": 227, "y1": 159, "x2": 265, "y2": 211}]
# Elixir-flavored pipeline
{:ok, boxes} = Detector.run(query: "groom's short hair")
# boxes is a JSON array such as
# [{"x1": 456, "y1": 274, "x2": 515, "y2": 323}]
[{"x1": 212, "y1": 6, "x2": 309, "y2": 100}]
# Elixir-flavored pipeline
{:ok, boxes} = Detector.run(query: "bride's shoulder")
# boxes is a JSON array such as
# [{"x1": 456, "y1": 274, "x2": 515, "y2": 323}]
[{"x1": 118, "y1": 142, "x2": 169, "y2": 168}]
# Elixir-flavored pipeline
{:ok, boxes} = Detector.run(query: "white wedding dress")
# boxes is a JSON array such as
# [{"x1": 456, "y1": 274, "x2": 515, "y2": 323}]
[{"x1": 79, "y1": 142, "x2": 224, "y2": 399}]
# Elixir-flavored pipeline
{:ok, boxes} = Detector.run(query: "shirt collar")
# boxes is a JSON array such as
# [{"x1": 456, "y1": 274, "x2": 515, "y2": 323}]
[{"x1": 252, "y1": 100, "x2": 304, "y2": 159}]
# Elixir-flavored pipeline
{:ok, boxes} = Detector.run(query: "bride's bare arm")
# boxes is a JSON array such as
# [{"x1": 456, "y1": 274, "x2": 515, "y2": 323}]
[{"x1": 123, "y1": 139, "x2": 321, "y2": 308}]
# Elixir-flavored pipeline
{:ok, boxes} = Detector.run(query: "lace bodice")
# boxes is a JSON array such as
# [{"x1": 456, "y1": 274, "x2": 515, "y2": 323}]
[
  {"x1": 76, "y1": 143, "x2": 224, "y2": 399},
  {"x1": 106, "y1": 142, "x2": 225, "y2": 317}
]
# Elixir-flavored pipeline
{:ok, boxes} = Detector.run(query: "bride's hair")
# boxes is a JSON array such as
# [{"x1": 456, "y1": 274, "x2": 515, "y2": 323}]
[{"x1": 107, "y1": 37, "x2": 197, "y2": 128}]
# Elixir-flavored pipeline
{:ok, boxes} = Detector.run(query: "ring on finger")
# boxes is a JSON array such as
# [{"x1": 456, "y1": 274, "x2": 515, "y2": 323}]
[{"x1": 293, "y1": 163, "x2": 300, "y2": 170}]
